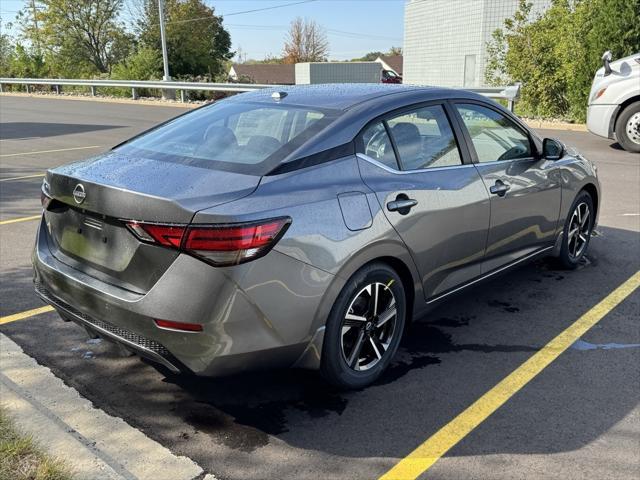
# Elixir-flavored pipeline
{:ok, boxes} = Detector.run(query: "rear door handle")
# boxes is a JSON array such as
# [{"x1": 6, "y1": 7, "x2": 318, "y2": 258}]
[
  {"x1": 489, "y1": 180, "x2": 511, "y2": 197},
  {"x1": 387, "y1": 197, "x2": 418, "y2": 214}
]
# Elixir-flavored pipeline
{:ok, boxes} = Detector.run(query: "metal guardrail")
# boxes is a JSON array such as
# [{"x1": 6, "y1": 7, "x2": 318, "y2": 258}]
[{"x1": 0, "y1": 77, "x2": 521, "y2": 110}]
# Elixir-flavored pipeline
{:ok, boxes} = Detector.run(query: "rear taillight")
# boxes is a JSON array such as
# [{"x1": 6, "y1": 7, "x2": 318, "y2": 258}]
[
  {"x1": 127, "y1": 223, "x2": 185, "y2": 247},
  {"x1": 126, "y1": 217, "x2": 290, "y2": 266}
]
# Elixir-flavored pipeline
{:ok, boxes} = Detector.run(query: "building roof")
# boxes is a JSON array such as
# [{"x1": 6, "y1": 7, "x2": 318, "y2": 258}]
[
  {"x1": 229, "y1": 64, "x2": 295, "y2": 85},
  {"x1": 377, "y1": 55, "x2": 403, "y2": 75}
]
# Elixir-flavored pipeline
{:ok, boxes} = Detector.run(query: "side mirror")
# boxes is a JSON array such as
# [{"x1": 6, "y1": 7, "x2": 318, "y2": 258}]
[
  {"x1": 543, "y1": 138, "x2": 564, "y2": 160},
  {"x1": 602, "y1": 50, "x2": 613, "y2": 76}
]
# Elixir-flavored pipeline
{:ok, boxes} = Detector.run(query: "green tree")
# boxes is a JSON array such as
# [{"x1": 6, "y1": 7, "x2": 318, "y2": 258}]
[
  {"x1": 485, "y1": 0, "x2": 640, "y2": 122},
  {"x1": 17, "y1": 0, "x2": 133, "y2": 75},
  {"x1": 136, "y1": 0, "x2": 232, "y2": 78},
  {"x1": 111, "y1": 46, "x2": 162, "y2": 80},
  {"x1": 351, "y1": 47, "x2": 403, "y2": 62},
  {"x1": 0, "y1": 21, "x2": 14, "y2": 76}
]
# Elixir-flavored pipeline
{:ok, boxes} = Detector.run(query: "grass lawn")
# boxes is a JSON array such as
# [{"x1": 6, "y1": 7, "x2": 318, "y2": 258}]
[{"x1": 0, "y1": 406, "x2": 74, "y2": 480}]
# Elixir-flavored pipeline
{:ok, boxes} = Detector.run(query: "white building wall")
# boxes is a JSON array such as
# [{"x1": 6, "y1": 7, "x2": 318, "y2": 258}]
[{"x1": 404, "y1": 0, "x2": 550, "y2": 87}]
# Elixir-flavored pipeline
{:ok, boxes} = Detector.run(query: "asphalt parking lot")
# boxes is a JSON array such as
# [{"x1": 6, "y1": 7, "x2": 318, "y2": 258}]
[{"x1": 1, "y1": 95, "x2": 638, "y2": 480}]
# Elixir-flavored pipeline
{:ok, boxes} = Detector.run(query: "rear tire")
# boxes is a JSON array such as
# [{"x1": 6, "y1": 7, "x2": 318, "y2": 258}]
[
  {"x1": 321, "y1": 262, "x2": 406, "y2": 390},
  {"x1": 615, "y1": 102, "x2": 640, "y2": 153},
  {"x1": 557, "y1": 191, "x2": 594, "y2": 270}
]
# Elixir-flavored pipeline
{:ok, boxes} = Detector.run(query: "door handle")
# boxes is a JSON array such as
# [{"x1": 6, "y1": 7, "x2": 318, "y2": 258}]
[
  {"x1": 387, "y1": 196, "x2": 418, "y2": 214},
  {"x1": 489, "y1": 180, "x2": 511, "y2": 197}
]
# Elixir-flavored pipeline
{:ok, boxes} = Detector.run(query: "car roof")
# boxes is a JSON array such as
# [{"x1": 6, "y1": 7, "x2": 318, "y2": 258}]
[{"x1": 226, "y1": 83, "x2": 484, "y2": 110}]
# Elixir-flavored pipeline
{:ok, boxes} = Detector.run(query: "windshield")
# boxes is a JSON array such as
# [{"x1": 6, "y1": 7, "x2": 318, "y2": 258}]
[{"x1": 116, "y1": 100, "x2": 340, "y2": 175}]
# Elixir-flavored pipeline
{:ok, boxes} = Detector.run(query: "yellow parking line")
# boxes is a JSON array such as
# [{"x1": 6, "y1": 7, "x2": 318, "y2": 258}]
[
  {"x1": 0, "y1": 215, "x2": 41, "y2": 225},
  {"x1": 0, "y1": 306, "x2": 55, "y2": 325},
  {"x1": 0, "y1": 173, "x2": 45, "y2": 182},
  {"x1": 380, "y1": 270, "x2": 640, "y2": 480},
  {"x1": 0, "y1": 145, "x2": 101, "y2": 158}
]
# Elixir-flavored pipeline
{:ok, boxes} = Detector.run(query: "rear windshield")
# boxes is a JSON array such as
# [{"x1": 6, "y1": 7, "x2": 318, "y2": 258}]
[{"x1": 115, "y1": 100, "x2": 339, "y2": 175}]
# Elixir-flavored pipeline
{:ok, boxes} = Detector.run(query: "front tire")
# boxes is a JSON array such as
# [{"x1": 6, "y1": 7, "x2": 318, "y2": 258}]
[
  {"x1": 557, "y1": 191, "x2": 595, "y2": 269},
  {"x1": 321, "y1": 263, "x2": 406, "y2": 389},
  {"x1": 615, "y1": 102, "x2": 640, "y2": 153}
]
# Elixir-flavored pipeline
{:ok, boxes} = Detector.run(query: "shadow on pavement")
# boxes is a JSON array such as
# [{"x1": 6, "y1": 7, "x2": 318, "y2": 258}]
[{"x1": 0, "y1": 122, "x2": 125, "y2": 140}]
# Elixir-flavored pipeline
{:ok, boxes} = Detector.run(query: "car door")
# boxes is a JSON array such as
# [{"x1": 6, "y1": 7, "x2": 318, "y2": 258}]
[
  {"x1": 452, "y1": 101, "x2": 562, "y2": 273},
  {"x1": 356, "y1": 102, "x2": 490, "y2": 300}
]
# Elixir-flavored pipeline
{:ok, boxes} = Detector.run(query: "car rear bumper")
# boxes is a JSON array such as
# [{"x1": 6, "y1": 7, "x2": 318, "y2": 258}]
[{"x1": 33, "y1": 219, "x2": 334, "y2": 376}]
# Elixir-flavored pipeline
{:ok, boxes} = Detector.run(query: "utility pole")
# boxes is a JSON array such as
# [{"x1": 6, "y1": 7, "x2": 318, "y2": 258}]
[
  {"x1": 31, "y1": 0, "x2": 40, "y2": 53},
  {"x1": 158, "y1": 0, "x2": 175, "y2": 99}
]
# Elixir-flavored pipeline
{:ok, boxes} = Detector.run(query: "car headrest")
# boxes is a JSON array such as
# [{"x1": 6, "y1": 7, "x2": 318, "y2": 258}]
[
  {"x1": 203, "y1": 125, "x2": 237, "y2": 149},
  {"x1": 391, "y1": 122, "x2": 421, "y2": 145}
]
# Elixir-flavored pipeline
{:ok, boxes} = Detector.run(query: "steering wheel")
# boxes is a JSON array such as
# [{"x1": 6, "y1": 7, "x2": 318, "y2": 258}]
[{"x1": 365, "y1": 129, "x2": 390, "y2": 159}]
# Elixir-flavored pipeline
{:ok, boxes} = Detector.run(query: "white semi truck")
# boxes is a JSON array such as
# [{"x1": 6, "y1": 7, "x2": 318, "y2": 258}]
[{"x1": 587, "y1": 51, "x2": 640, "y2": 152}]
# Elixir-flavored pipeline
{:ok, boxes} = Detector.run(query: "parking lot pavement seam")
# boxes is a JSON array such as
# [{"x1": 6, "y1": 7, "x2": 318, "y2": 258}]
[
  {"x1": 380, "y1": 270, "x2": 640, "y2": 480},
  {"x1": 0, "y1": 333, "x2": 206, "y2": 480},
  {"x1": 0, "y1": 306, "x2": 54, "y2": 325}
]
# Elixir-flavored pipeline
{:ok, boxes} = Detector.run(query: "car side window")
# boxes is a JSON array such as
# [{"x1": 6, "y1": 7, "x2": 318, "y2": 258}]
[
  {"x1": 386, "y1": 105, "x2": 462, "y2": 170},
  {"x1": 360, "y1": 122, "x2": 399, "y2": 170},
  {"x1": 455, "y1": 103, "x2": 532, "y2": 162}
]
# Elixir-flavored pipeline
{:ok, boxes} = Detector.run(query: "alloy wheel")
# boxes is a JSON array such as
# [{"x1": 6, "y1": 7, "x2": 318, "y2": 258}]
[
  {"x1": 340, "y1": 282, "x2": 397, "y2": 371},
  {"x1": 567, "y1": 202, "x2": 591, "y2": 260}
]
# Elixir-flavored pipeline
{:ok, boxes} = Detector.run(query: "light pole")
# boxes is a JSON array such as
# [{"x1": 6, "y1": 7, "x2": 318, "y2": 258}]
[{"x1": 158, "y1": 0, "x2": 175, "y2": 99}]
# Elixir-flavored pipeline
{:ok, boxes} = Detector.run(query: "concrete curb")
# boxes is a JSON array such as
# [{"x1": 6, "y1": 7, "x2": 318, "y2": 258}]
[
  {"x1": 524, "y1": 119, "x2": 588, "y2": 131},
  {"x1": 0, "y1": 333, "x2": 210, "y2": 480}
]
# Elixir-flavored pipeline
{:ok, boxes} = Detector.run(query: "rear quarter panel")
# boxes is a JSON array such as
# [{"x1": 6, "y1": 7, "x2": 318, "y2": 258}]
[{"x1": 193, "y1": 156, "x2": 425, "y2": 333}]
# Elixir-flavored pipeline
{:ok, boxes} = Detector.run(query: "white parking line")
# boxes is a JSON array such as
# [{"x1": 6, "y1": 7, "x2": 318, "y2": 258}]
[{"x1": 0, "y1": 145, "x2": 102, "y2": 157}]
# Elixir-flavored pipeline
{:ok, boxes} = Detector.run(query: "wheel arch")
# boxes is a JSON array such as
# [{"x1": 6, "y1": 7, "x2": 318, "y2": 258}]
[
  {"x1": 611, "y1": 96, "x2": 640, "y2": 136},
  {"x1": 581, "y1": 183, "x2": 599, "y2": 221}
]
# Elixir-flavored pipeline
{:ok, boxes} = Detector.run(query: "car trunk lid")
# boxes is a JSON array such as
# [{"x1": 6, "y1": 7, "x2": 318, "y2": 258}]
[{"x1": 43, "y1": 151, "x2": 261, "y2": 292}]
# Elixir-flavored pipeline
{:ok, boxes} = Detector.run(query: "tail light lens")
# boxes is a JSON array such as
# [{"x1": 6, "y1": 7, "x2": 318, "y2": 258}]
[{"x1": 126, "y1": 217, "x2": 290, "y2": 266}]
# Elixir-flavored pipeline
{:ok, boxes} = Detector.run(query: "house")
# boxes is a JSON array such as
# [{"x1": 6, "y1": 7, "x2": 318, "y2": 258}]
[
  {"x1": 403, "y1": 0, "x2": 550, "y2": 87},
  {"x1": 375, "y1": 55, "x2": 403, "y2": 77},
  {"x1": 228, "y1": 64, "x2": 295, "y2": 85}
]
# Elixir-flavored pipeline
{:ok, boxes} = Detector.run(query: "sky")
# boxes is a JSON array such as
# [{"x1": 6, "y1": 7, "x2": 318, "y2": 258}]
[{"x1": 0, "y1": 0, "x2": 406, "y2": 61}]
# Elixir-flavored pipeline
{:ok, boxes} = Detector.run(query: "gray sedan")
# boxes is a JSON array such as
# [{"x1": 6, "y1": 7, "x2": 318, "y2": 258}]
[{"x1": 33, "y1": 85, "x2": 600, "y2": 389}]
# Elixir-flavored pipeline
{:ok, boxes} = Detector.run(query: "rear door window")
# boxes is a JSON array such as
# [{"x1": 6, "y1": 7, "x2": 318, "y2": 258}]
[{"x1": 386, "y1": 105, "x2": 463, "y2": 170}]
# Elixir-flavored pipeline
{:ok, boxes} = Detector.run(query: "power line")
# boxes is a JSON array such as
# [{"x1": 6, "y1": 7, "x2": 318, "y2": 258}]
[
  {"x1": 160, "y1": 0, "x2": 317, "y2": 26},
  {"x1": 224, "y1": 0, "x2": 317, "y2": 16}
]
